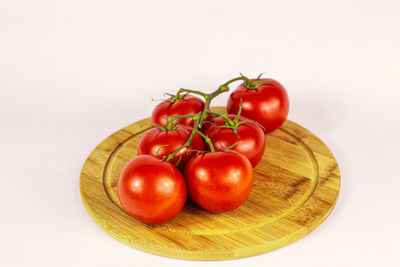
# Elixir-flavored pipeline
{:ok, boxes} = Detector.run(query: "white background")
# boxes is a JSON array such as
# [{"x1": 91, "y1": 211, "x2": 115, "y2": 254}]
[{"x1": 1, "y1": 0, "x2": 399, "y2": 266}]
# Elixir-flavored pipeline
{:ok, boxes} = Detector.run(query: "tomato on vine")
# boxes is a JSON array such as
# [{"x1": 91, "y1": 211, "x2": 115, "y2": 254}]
[
  {"x1": 118, "y1": 155, "x2": 187, "y2": 224},
  {"x1": 205, "y1": 113, "x2": 265, "y2": 167},
  {"x1": 118, "y1": 73, "x2": 287, "y2": 223},
  {"x1": 227, "y1": 75, "x2": 289, "y2": 133},
  {"x1": 184, "y1": 151, "x2": 254, "y2": 212},
  {"x1": 151, "y1": 94, "x2": 205, "y2": 128},
  {"x1": 138, "y1": 123, "x2": 204, "y2": 172}
]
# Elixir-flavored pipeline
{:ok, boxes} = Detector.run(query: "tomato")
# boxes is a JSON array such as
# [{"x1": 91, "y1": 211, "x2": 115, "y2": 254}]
[
  {"x1": 118, "y1": 155, "x2": 187, "y2": 224},
  {"x1": 184, "y1": 151, "x2": 254, "y2": 212},
  {"x1": 151, "y1": 94, "x2": 205, "y2": 127},
  {"x1": 227, "y1": 78, "x2": 289, "y2": 133},
  {"x1": 137, "y1": 125, "x2": 204, "y2": 171},
  {"x1": 205, "y1": 114, "x2": 265, "y2": 167}
]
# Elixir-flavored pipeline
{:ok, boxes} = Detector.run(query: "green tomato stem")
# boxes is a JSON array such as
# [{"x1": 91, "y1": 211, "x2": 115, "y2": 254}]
[
  {"x1": 169, "y1": 114, "x2": 198, "y2": 120},
  {"x1": 197, "y1": 76, "x2": 248, "y2": 126},
  {"x1": 163, "y1": 75, "x2": 250, "y2": 161},
  {"x1": 207, "y1": 111, "x2": 235, "y2": 126},
  {"x1": 237, "y1": 120, "x2": 265, "y2": 131},
  {"x1": 165, "y1": 113, "x2": 201, "y2": 162},
  {"x1": 194, "y1": 129, "x2": 215, "y2": 152},
  {"x1": 174, "y1": 88, "x2": 208, "y2": 100}
]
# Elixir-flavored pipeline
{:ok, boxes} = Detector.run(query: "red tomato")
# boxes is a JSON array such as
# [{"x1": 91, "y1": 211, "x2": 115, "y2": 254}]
[
  {"x1": 151, "y1": 94, "x2": 205, "y2": 127},
  {"x1": 227, "y1": 78, "x2": 289, "y2": 133},
  {"x1": 137, "y1": 125, "x2": 204, "y2": 171},
  {"x1": 205, "y1": 114, "x2": 265, "y2": 167},
  {"x1": 184, "y1": 151, "x2": 254, "y2": 212},
  {"x1": 118, "y1": 155, "x2": 187, "y2": 224}
]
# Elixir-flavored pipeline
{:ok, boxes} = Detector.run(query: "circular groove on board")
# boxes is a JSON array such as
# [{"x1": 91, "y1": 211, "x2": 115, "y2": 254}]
[
  {"x1": 80, "y1": 107, "x2": 340, "y2": 260},
  {"x1": 102, "y1": 126, "x2": 320, "y2": 235}
]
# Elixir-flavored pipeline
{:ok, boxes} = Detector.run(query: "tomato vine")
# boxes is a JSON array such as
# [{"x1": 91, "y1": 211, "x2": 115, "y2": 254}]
[{"x1": 162, "y1": 74, "x2": 262, "y2": 163}]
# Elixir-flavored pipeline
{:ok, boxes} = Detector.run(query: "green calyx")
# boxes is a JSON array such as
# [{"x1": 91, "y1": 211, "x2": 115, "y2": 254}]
[
  {"x1": 214, "y1": 98, "x2": 265, "y2": 136},
  {"x1": 220, "y1": 141, "x2": 242, "y2": 153},
  {"x1": 240, "y1": 73, "x2": 271, "y2": 90},
  {"x1": 152, "y1": 116, "x2": 183, "y2": 132},
  {"x1": 166, "y1": 92, "x2": 188, "y2": 103}
]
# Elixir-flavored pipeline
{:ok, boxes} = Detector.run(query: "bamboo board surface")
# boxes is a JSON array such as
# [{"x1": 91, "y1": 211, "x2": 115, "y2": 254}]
[{"x1": 79, "y1": 107, "x2": 340, "y2": 260}]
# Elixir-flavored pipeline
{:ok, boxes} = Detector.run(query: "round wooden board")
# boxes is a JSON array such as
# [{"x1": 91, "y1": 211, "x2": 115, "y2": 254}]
[{"x1": 80, "y1": 107, "x2": 340, "y2": 260}]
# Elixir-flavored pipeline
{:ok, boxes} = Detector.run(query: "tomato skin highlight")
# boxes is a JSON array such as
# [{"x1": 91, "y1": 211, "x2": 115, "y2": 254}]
[
  {"x1": 205, "y1": 114, "x2": 265, "y2": 167},
  {"x1": 184, "y1": 151, "x2": 254, "y2": 212},
  {"x1": 151, "y1": 95, "x2": 205, "y2": 128},
  {"x1": 227, "y1": 78, "x2": 289, "y2": 133},
  {"x1": 137, "y1": 125, "x2": 204, "y2": 171},
  {"x1": 118, "y1": 155, "x2": 187, "y2": 224}
]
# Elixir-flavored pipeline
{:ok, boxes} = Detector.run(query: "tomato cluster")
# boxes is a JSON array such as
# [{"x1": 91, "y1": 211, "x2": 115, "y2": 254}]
[{"x1": 118, "y1": 75, "x2": 289, "y2": 224}]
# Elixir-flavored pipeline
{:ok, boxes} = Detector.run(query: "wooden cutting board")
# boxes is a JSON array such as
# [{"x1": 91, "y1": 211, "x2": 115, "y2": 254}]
[{"x1": 80, "y1": 107, "x2": 340, "y2": 260}]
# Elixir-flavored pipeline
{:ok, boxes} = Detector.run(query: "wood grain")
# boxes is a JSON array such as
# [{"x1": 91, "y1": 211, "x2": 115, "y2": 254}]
[{"x1": 79, "y1": 107, "x2": 340, "y2": 260}]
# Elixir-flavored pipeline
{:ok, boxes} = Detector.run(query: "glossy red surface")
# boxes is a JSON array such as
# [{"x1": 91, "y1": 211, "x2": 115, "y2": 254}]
[
  {"x1": 184, "y1": 151, "x2": 254, "y2": 212},
  {"x1": 137, "y1": 125, "x2": 204, "y2": 171},
  {"x1": 227, "y1": 78, "x2": 289, "y2": 133},
  {"x1": 205, "y1": 114, "x2": 265, "y2": 167},
  {"x1": 151, "y1": 95, "x2": 205, "y2": 127},
  {"x1": 118, "y1": 155, "x2": 187, "y2": 224}
]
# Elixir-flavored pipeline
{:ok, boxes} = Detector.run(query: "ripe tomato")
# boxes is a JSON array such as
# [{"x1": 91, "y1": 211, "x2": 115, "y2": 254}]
[
  {"x1": 227, "y1": 78, "x2": 289, "y2": 133},
  {"x1": 137, "y1": 125, "x2": 204, "y2": 171},
  {"x1": 184, "y1": 151, "x2": 254, "y2": 212},
  {"x1": 151, "y1": 94, "x2": 205, "y2": 127},
  {"x1": 205, "y1": 114, "x2": 265, "y2": 167},
  {"x1": 118, "y1": 155, "x2": 187, "y2": 224}
]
